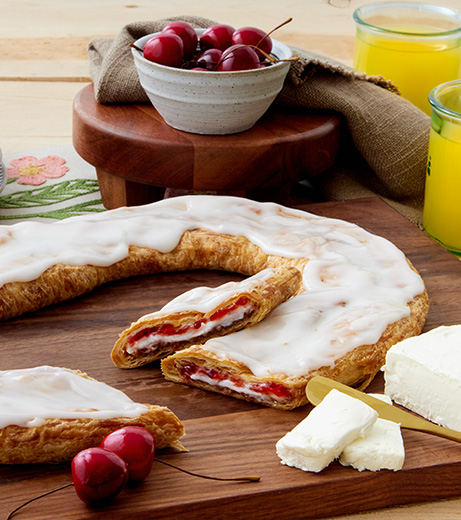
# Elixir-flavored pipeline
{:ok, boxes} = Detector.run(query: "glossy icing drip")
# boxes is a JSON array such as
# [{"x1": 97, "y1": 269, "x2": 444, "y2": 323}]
[
  {"x1": 0, "y1": 366, "x2": 148, "y2": 428},
  {"x1": 0, "y1": 196, "x2": 425, "y2": 378}
]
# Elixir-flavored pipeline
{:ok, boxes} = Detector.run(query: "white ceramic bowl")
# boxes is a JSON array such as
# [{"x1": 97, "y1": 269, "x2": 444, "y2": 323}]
[{"x1": 132, "y1": 29, "x2": 292, "y2": 135}]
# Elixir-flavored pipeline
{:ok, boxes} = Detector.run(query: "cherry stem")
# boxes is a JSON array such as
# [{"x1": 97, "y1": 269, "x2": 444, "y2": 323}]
[
  {"x1": 7, "y1": 482, "x2": 73, "y2": 520},
  {"x1": 7, "y1": 460, "x2": 259, "y2": 519},
  {"x1": 215, "y1": 44, "x2": 280, "y2": 70},
  {"x1": 266, "y1": 17, "x2": 293, "y2": 38},
  {"x1": 129, "y1": 42, "x2": 143, "y2": 52},
  {"x1": 256, "y1": 17, "x2": 293, "y2": 50},
  {"x1": 154, "y1": 457, "x2": 260, "y2": 482},
  {"x1": 254, "y1": 47, "x2": 277, "y2": 63}
]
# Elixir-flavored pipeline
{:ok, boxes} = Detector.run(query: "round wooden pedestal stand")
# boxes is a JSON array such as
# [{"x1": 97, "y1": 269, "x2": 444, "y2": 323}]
[{"x1": 72, "y1": 85, "x2": 341, "y2": 209}]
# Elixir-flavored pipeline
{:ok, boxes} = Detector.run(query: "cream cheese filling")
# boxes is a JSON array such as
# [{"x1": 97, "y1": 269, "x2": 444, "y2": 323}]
[
  {"x1": 188, "y1": 371, "x2": 286, "y2": 404},
  {"x1": 127, "y1": 304, "x2": 251, "y2": 354}
]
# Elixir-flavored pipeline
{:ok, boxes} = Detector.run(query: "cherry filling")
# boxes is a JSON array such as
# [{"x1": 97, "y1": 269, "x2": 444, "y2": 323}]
[
  {"x1": 128, "y1": 296, "x2": 251, "y2": 346},
  {"x1": 180, "y1": 363, "x2": 293, "y2": 400}
]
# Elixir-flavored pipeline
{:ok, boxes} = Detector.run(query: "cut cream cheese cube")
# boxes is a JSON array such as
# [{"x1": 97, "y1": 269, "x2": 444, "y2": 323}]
[
  {"x1": 276, "y1": 389, "x2": 378, "y2": 473},
  {"x1": 339, "y1": 392, "x2": 404, "y2": 472},
  {"x1": 339, "y1": 418, "x2": 404, "y2": 471},
  {"x1": 384, "y1": 325, "x2": 461, "y2": 432}
]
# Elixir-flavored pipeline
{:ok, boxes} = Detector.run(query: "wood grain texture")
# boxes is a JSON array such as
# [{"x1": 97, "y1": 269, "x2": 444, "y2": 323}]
[
  {"x1": 72, "y1": 85, "x2": 341, "y2": 208},
  {"x1": 1, "y1": 197, "x2": 461, "y2": 519}
]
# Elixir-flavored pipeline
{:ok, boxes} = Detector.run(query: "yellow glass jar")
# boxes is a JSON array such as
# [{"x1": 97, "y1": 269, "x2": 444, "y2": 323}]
[
  {"x1": 423, "y1": 79, "x2": 461, "y2": 255},
  {"x1": 353, "y1": 2, "x2": 461, "y2": 115}
]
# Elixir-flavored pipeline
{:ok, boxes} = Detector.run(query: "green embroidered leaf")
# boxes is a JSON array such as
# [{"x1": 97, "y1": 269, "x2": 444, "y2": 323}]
[
  {"x1": 0, "y1": 179, "x2": 101, "y2": 209},
  {"x1": 34, "y1": 199, "x2": 106, "y2": 220},
  {"x1": 0, "y1": 199, "x2": 105, "y2": 221}
]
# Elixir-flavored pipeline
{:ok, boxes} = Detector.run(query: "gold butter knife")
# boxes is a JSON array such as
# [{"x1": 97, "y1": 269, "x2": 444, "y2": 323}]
[{"x1": 306, "y1": 376, "x2": 461, "y2": 443}]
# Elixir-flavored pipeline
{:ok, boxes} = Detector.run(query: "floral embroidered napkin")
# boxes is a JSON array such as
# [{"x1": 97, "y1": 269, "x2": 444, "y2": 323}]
[{"x1": 0, "y1": 145, "x2": 105, "y2": 224}]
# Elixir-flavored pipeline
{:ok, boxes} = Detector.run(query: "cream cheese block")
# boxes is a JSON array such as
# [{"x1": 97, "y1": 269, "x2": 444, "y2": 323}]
[
  {"x1": 384, "y1": 325, "x2": 461, "y2": 432},
  {"x1": 339, "y1": 394, "x2": 404, "y2": 472},
  {"x1": 276, "y1": 389, "x2": 378, "y2": 472}
]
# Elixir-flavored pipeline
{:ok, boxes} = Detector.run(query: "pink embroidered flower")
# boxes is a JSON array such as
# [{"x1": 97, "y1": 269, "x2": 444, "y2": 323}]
[{"x1": 7, "y1": 155, "x2": 69, "y2": 186}]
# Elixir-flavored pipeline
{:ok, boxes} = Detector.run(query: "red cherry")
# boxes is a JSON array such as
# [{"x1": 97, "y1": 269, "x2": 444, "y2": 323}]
[
  {"x1": 143, "y1": 33, "x2": 184, "y2": 67},
  {"x1": 195, "y1": 48, "x2": 223, "y2": 71},
  {"x1": 200, "y1": 24, "x2": 235, "y2": 51},
  {"x1": 162, "y1": 20, "x2": 198, "y2": 59},
  {"x1": 100, "y1": 426, "x2": 156, "y2": 482},
  {"x1": 231, "y1": 27, "x2": 273, "y2": 59},
  {"x1": 71, "y1": 448, "x2": 128, "y2": 505},
  {"x1": 218, "y1": 45, "x2": 261, "y2": 71}
]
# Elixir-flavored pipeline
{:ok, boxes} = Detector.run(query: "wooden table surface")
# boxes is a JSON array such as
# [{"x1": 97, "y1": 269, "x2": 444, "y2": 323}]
[{"x1": 1, "y1": 1, "x2": 461, "y2": 519}]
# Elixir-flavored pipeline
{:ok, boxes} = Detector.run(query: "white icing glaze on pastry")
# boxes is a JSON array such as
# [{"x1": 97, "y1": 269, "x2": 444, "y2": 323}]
[
  {"x1": 144, "y1": 268, "x2": 277, "y2": 317},
  {"x1": 0, "y1": 196, "x2": 425, "y2": 378},
  {"x1": 0, "y1": 366, "x2": 148, "y2": 428}
]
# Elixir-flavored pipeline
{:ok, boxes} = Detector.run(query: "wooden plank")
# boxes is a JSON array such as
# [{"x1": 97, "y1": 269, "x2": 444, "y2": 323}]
[
  {"x1": 1, "y1": 197, "x2": 461, "y2": 519},
  {"x1": 0, "y1": 1, "x2": 358, "y2": 40},
  {"x1": 0, "y1": 61, "x2": 90, "y2": 82},
  {"x1": 4, "y1": 0, "x2": 461, "y2": 41},
  {"x1": 0, "y1": 81, "x2": 88, "y2": 153}
]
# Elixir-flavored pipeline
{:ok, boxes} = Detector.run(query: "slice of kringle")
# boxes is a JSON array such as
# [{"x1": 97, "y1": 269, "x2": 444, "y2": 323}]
[
  {"x1": 161, "y1": 274, "x2": 428, "y2": 410},
  {"x1": 0, "y1": 366, "x2": 185, "y2": 464},
  {"x1": 111, "y1": 266, "x2": 302, "y2": 369}
]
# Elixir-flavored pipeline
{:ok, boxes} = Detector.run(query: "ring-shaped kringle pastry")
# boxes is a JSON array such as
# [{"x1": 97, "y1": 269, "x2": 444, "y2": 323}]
[{"x1": 0, "y1": 196, "x2": 429, "y2": 410}]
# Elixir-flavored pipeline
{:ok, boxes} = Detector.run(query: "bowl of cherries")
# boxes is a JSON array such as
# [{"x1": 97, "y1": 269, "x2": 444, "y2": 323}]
[{"x1": 131, "y1": 20, "x2": 294, "y2": 135}]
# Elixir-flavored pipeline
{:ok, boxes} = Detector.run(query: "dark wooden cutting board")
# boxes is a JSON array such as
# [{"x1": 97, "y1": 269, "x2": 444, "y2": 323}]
[{"x1": 1, "y1": 197, "x2": 460, "y2": 519}]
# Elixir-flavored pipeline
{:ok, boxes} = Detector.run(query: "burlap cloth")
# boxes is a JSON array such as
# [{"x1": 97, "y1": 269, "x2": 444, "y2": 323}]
[{"x1": 88, "y1": 16, "x2": 431, "y2": 226}]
